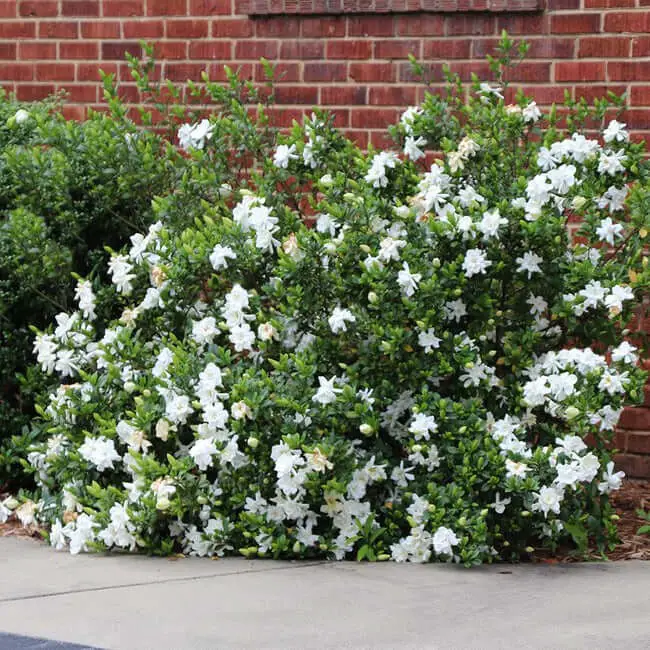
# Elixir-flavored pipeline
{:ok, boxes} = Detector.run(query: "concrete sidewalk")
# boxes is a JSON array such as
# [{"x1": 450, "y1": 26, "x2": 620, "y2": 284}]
[{"x1": 1, "y1": 537, "x2": 649, "y2": 650}]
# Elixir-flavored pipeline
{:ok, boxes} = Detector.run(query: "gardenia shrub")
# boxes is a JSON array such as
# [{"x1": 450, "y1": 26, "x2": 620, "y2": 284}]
[
  {"x1": 10, "y1": 47, "x2": 650, "y2": 564},
  {"x1": 0, "y1": 88, "x2": 179, "y2": 485}
]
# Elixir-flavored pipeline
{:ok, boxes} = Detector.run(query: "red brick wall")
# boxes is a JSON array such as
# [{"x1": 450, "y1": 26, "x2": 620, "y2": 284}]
[
  {"x1": 4, "y1": 0, "x2": 650, "y2": 476},
  {"x1": 2, "y1": 1, "x2": 650, "y2": 149}
]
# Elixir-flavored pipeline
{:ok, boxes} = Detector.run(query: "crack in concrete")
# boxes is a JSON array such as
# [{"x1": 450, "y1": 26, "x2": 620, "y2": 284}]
[{"x1": 0, "y1": 560, "x2": 329, "y2": 604}]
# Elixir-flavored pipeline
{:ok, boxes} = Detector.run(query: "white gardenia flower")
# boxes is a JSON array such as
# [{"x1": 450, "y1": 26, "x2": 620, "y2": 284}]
[
  {"x1": 418, "y1": 328, "x2": 441, "y2": 353},
  {"x1": 273, "y1": 144, "x2": 299, "y2": 169},
  {"x1": 516, "y1": 251, "x2": 543, "y2": 279},
  {"x1": 108, "y1": 255, "x2": 135, "y2": 295},
  {"x1": 462, "y1": 248, "x2": 492, "y2": 278},
  {"x1": 604, "y1": 285, "x2": 634, "y2": 313},
  {"x1": 598, "y1": 461, "x2": 625, "y2": 494},
  {"x1": 165, "y1": 393, "x2": 193, "y2": 425},
  {"x1": 312, "y1": 376, "x2": 342, "y2": 405},
  {"x1": 533, "y1": 485, "x2": 564, "y2": 518},
  {"x1": 523, "y1": 101, "x2": 542, "y2": 123},
  {"x1": 365, "y1": 151, "x2": 399, "y2": 188},
  {"x1": 178, "y1": 119, "x2": 213, "y2": 151},
  {"x1": 603, "y1": 120, "x2": 628, "y2": 144},
  {"x1": 579, "y1": 280, "x2": 607, "y2": 310},
  {"x1": 612, "y1": 341, "x2": 637, "y2": 365},
  {"x1": 444, "y1": 299, "x2": 467, "y2": 322},
  {"x1": 490, "y1": 493, "x2": 511, "y2": 514},
  {"x1": 404, "y1": 135, "x2": 426, "y2": 161},
  {"x1": 477, "y1": 208, "x2": 507, "y2": 240},
  {"x1": 400, "y1": 106, "x2": 422, "y2": 134},
  {"x1": 189, "y1": 438, "x2": 217, "y2": 471},
  {"x1": 328, "y1": 307, "x2": 356, "y2": 334},
  {"x1": 257, "y1": 322, "x2": 277, "y2": 341},
  {"x1": 598, "y1": 185, "x2": 628, "y2": 213},
  {"x1": 478, "y1": 83, "x2": 503, "y2": 99},
  {"x1": 209, "y1": 244, "x2": 236, "y2": 270},
  {"x1": 432, "y1": 526, "x2": 459, "y2": 556},
  {"x1": 505, "y1": 459, "x2": 530, "y2": 479},
  {"x1": 598, "y1": 150, "x2": 627, "y2": 176},
  {"x1": 229, "y1": 324, "x2": 256, "y2": 352},
  {"x1": 192, "y1": 316, "x2": 218, "y2": 346},
  {"x1": 595, "y1": 217, "x2": 624, "y2": 246},
  {"x1": 523, "y1": 377, "x2": 550, "y2": 407},
  {"x1": 409, "y1": 413, "x2": 438, "y2": 441},
  {"x1": 391, "y1": 461, "x2": 415, "y2": 487},
  {"x1": 74, "y1": 280, "x2": 96, "y2": 321},
  {"x1": 598, "y1": 370, "x2": 628, "y2": 395},
  {"x1": 378, "y1": 236, "x2": 406, "y2": 262},
  {"x1": 78, "y1": 436, "x2": 121, "y2": 472},
  {"x1": 397, "y1": 262, "x2": 421, "y2": 297}
]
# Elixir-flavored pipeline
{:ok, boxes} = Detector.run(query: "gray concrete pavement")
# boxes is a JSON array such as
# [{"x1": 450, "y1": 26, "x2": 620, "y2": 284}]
[{"x1": 1, "y1": 536, "x2": 649, "y2": 650}]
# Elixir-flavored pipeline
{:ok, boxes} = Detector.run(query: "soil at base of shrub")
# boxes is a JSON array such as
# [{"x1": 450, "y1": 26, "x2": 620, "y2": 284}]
[{"x1": 2, "y1": 481, "x2": 649, "y2": 559}]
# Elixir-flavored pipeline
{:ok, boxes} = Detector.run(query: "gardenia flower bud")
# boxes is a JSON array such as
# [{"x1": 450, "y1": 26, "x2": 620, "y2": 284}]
[
  {"x1": 14, "y1": 109, "x2": 30, "y2": 124},
  {"x1": 368, "y1": 291, "x2": 378, "y2": 304},
  {"x1": 124, "y1": 381, "x2": 136, "y2": 394},
  {"x1": 247, "y1": 436, "x2": 259, "y2": 449},
  {"x1": 359, "y1": 423, "x2": 374, "y2": 435},
  {"x1": 571, "y1": 196, "x2": 587, "y2": 210},
  {"x1": 155, "y1": 419, "x2": 170, "y2": 441},
  {"x1": 319, "y1": 174, "x2": 334, "y2": 187},
  {"x1": 565, "y1": 406, "x2": 580, "y2": 420}
]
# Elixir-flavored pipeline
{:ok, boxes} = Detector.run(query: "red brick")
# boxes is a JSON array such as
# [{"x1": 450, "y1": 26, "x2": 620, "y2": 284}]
[
  {"x1": 81, "y1": 21, "x2": 120, "y2": 38},
  {"x1": 579, "y1": 37, "x2": 629, "y2": 58},
  {"x1": 321, "y1": 86, "x2": 367, "y2": 105},
  {"x1": 254, "y1": 62, "x2": 299, "y2": 82},
  {"x1": 350, "y1": 62, "x2": 396, "y2": 83},
  {"x1": 19, "y1": 42, "x2": 56, "y2": 59},
  {"x1": 627, "y1": 432, "x2": 650, "y2": 455},
  {"x1": 504, "y1": 62, "x2": 551, "y2": 82},
  {"x1": 614, "y1": 453, "x2": 650, "y2": 479},
  {"x1": 524, "y1": 38, "x2": 575, "y2": 59},
  {"x1": 123, "y1": 20, "x2": 164, "y2": 38},
  {"x1": 425, "y1": 39, "x2": 470, "y2": 59},
  {"x1": 15, "y1": 84, "x2": 55, "y2": 101},
  {"x1": 165, "y1": 63, "x2": 205, "y2": 81},
  {"x1": 267, "y1": 107, "x2": 310, "y2": 128},
  {"x1": 0, "y1": 42, "x2": 15, "y2": 59},
  {"x1": 302, "y1": 17, "x2": 345, "y2": 38},
  {"x1": 605, "y1": 11, "x2": 650, "y2": 32},
  {"x1": 102, "y1": 41, "x2": 142, "y2": 60},
  {"x1": 280, "y1": 41, "x2": 324, "y2": 60},
  {"x1": 35, "y1": 63, "x2": 76, "y2": 81},
  {"x1": 147, "y1": 0, "x2": 188, "y2": 15},
  {"x1": 62, "y1": 1, "x2": 99, "y2": 15},
  {"x1": 350, "y1": 108, "x2": 399, "y2": 129},
  {"x1": 446, "y1": 15, "x2": 496, "y2": 36},
  {"x1": 63, "y1": 84, "x2": 98, "y2": 102},
  {"x1": 39, "y1": 21, "x2": 79, "y2": 39},
  {"x1": 575, "y1": 84, "x2": 626, "y2": 103},
  {"x1": 255, "y1": 17, "x2": 300, "y2": 38},
  {"x1": 0, "y1": 21, "x2": 36, "y2": 38},
  {"x1": 369, "y1": 86, "x2": 417, "y2": 106},
  {"x1": 525, "y1": 86, "x2": 568, "y2": 105},
  {"x1": 369, "y1": 130, "x2": 395, "y2": 150},
  {"x1": 545, "y1": 0, "x2": 580, "y2": 7},
  {"x1": 609, "y1": 62, "x2": 650, "y2": 81},
  {"x1": 3, "y1": 64, "x2": 34, "y2": 81},
  {"x1": 274, "y1": 86, "x2": 318, "y2": 105},
  {"x1": 632, "y1": 37, "x2": 650, "y2": 57},
  {"x1": 396, "y1": 15, "x2": 443, "y2": 36},
  {"x1": 551, "y1": 13, "x2": 601, "y2": 34},
  {"x1": 167, "y1": 19, "x2": 209, "y2": 38},
  {"x1": 375, "y1": 40, "x2": 420, "y2": 59},
  {"x1": 189, "y1": 42, "x2": 232, "y2": 59},
  {"x1": 349, "y1": 16, "x2": 395, "y2": 37},
  {"x1": 619, "y1": 408, "x2": 650, "y2": 430},
  {"x1": 623, "y1": 109, "x2": 650, "y2": 130},
  {"x1": 78, "y1": 63, "x2": 116, "y2": 81},
  {"x1": 190, "y1": 0, "x2": 231, "y2": 13},
  {"x1": 234, "y1": 40, "x2": 278, "y2": 60},
  {"x1": 304, "y1": 63, "x2": 347, "y2": 82},
  {"x1": 103, "y1": 0, "x2": 145, "y2": 15},
  {"x1": 212, "y1": 19, "x2": 253, "y2": 38},
  {"x1": 345, "y1": 129, "x2": 369, "y2": 148},
  {"x1": 631, "y1": 87, "x2": 650, "y2": 106},
  {"x1": 399, "y1": 62, "x2": 443, "y2": 83},
  {"x1": 0, "y1": 1, "x2": 14, "y2": 17},
  {"x1": 62, "y1": 106, "x2": 87, "y2": 120},
  {"x1": 555, "y1": 61, "x2": 606, "y2": 82},
  {"x1": 327, "y1": 41, "x2": 372, "y2": 60},
  {"x1": 153, "y1": 42, "x2": 188, "y2": 60},
  {"x1": 584, "y1": 0, "x2": 634, "y2": 5},
  {"x1": 19, "y1": 1, "x2": 58, "y2": 16},
  {"x1": 60, "y1": 42, "x2": 99, "y2": 60},
  {"x1": 207, "y1": 62, "x2": 253, "y2": 81},
  {"x1": 498, "y1": 14, "x2": 547, "y2": 35}
]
